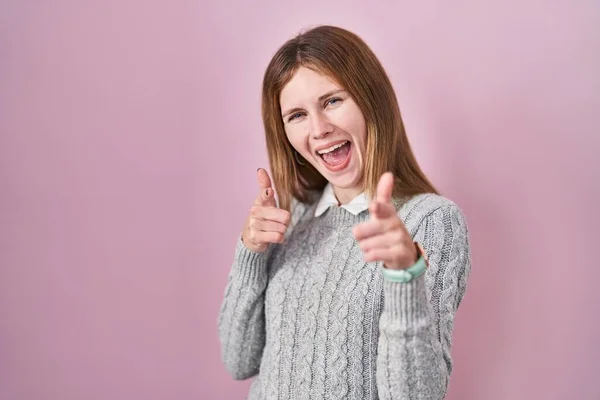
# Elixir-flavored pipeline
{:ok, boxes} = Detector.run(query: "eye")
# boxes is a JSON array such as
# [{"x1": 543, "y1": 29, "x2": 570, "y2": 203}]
[
  {"x1": 288, "y1": 112, "x2": 304, "y2": 122},
  {"x1": 326, "y1": 97, "x2": 342, "y2": 107}
]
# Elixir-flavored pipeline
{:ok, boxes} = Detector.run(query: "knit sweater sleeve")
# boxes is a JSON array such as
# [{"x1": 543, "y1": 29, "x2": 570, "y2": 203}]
[
  {"x1": 217, "y1": 198, "x2": 307, "y2": 380},
  {"x1": 217, "y1": 236, "x2": 270, "y2": 380},
  {"x1": 376, "y1": 203, "x2": 471, "y2": 400}
]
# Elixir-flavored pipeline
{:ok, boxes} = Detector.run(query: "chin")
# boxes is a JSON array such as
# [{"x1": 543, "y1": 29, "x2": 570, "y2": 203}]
[{"x1": 326, "y1": 173, "x2": 362, "y2": 190}]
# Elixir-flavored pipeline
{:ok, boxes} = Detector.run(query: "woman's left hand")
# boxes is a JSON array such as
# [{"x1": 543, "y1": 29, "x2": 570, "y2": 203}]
[{"x1": 352, "y1": 172, "x2": 418, "y2": 270}]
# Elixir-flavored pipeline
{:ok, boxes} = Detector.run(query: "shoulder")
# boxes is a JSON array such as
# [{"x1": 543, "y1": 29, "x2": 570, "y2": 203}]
[
  {"x1": 289, "y1": 190, "x2": 321, "y2": 223},
  {"x1": 396, "y1": 193, "x2": 468, "y2": 236},
  {"x1": 290, "y1": 197, "x2": 309, "y2": 225},
  {"x1": 286, "y1": 196, "x2": 316, "y2": 236}
]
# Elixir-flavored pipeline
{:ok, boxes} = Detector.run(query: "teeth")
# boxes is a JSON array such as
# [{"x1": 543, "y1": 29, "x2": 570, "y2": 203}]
[{"x1": 317, "y1": 141, "x2": 348, "y2": 155}]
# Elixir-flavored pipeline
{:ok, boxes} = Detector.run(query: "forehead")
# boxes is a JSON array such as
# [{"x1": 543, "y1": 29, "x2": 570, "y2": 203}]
[{"x1": 280, "y1": 67, "x2": 341, "y2": 107}]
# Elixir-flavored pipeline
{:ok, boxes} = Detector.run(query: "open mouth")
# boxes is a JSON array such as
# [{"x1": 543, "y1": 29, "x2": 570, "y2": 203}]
[{"x1": 316, "y1": 140, "x2": 352, "y2": 170}]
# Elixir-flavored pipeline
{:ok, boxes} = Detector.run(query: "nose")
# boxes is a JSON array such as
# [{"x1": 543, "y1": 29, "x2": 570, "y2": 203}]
[{"x1": 310, "y1": 111, "x2": 334, "y2": 139}]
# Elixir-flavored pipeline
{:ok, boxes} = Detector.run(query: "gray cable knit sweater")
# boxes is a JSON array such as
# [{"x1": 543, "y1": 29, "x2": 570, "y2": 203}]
[{"x1": 218, "y1": 193, "x2": 471, "y2": 399}]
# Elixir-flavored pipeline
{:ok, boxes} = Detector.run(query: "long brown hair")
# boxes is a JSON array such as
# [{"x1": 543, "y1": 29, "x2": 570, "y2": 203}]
[{"x1": 261, "y1": 25, "x2": 438, "y2": 211}]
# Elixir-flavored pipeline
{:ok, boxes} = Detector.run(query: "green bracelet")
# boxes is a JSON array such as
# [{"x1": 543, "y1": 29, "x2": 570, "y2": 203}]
[{"x1": 381, "y1": 256, "x2": 427, "y2": 283}]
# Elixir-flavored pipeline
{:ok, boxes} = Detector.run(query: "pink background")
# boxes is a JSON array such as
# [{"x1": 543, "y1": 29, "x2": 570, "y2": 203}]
[{"x1": 1, "y1": 1, "x2": 599, "y2": 399}]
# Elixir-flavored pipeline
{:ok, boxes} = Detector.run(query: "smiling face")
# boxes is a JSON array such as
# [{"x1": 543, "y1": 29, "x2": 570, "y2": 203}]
[{"x1": 280, "y1": 67, "x2": 368, "y2": 205}]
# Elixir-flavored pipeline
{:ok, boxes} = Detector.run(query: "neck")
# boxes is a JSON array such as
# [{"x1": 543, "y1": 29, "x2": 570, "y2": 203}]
[{"x1": 332, "y1": 185, "x2": 364, "y2": 205}]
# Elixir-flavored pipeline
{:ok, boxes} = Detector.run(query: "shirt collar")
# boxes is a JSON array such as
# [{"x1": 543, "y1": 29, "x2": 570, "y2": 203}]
[{"x1": 314, "y1": 183, "x2": 370, "y2": 217}]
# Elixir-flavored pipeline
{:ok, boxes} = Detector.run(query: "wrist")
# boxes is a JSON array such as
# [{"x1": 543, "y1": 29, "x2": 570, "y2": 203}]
[
  {"x1": 241, "y1": 233, "x2": 268, "y2": 253},
  {"x1": 382, "y1": 242, "x2": 429, "y2": 283}
]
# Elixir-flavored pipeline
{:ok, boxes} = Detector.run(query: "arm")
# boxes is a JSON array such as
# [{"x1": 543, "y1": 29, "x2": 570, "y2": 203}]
[
  {"x1": 217, "y1": 238, "x2": 271, "y2": 380},
  {"x1": 376, "y1": 204, "x2": 471, "y2": 399},
  {"x1": 217, "y1": 198, "x2": 307, "y2": 380}
]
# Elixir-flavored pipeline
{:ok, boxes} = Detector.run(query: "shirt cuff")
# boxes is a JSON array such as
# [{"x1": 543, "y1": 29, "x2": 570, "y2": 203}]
[
  {"x1": 382, "y1": 273, "x2": 429, "y2": 326},
  {"x1": 232, "y1": 235, "x2": 270, "y2": 286}
]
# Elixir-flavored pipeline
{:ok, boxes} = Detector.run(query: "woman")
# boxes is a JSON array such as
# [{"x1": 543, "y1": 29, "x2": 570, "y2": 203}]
[{"x1": 218, "y1": 25, "x2": 471, "y2": 400}]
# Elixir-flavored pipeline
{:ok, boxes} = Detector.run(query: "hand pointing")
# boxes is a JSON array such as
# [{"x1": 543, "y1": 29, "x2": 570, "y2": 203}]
[
  {"x1": 352, "y1": 172, "x2": 418, "y2": 269},
  {"x1": 241, "y1": 168, "x2": 291, "y2": 253}
]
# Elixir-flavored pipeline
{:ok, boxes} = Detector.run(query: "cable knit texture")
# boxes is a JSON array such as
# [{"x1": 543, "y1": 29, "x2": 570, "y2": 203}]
[{"x1": 218, "y1": 193, "x2": 471, "y2": 400}]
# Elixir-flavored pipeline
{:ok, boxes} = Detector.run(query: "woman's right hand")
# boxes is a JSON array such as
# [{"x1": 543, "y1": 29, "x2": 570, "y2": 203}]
[{"x1": 241, "y1": 168, "x2": 291, "y2": 253}]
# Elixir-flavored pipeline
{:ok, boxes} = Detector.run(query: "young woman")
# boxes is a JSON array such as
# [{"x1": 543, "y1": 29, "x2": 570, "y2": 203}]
[{"x1": 218, "y1": 25, "x2": 471, "y2": 400}]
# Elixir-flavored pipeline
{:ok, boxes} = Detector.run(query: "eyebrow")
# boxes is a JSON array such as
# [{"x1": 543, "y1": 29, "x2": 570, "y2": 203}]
[{"x1": 281, "y1": 89, "x2": 347, "y2": 118}]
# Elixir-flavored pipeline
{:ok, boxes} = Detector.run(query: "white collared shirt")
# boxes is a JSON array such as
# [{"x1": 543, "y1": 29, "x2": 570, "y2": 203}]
[{"x1": 314, "y1": 183, "x2": 371, "y2": 217}]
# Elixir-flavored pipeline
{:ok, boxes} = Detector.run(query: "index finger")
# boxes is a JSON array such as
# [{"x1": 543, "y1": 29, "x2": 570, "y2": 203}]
[{"x1": 375, "y1": 172, "x2": 394, "y2": 204}]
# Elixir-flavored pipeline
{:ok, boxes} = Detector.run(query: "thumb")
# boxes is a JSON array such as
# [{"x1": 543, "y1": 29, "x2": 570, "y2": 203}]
[
  {"x1": 257, "y1": 168, "x2": 272, "y2": 190},
  {"x1": 255, "y1": 168, "x2": 277, "y2": 206}
]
